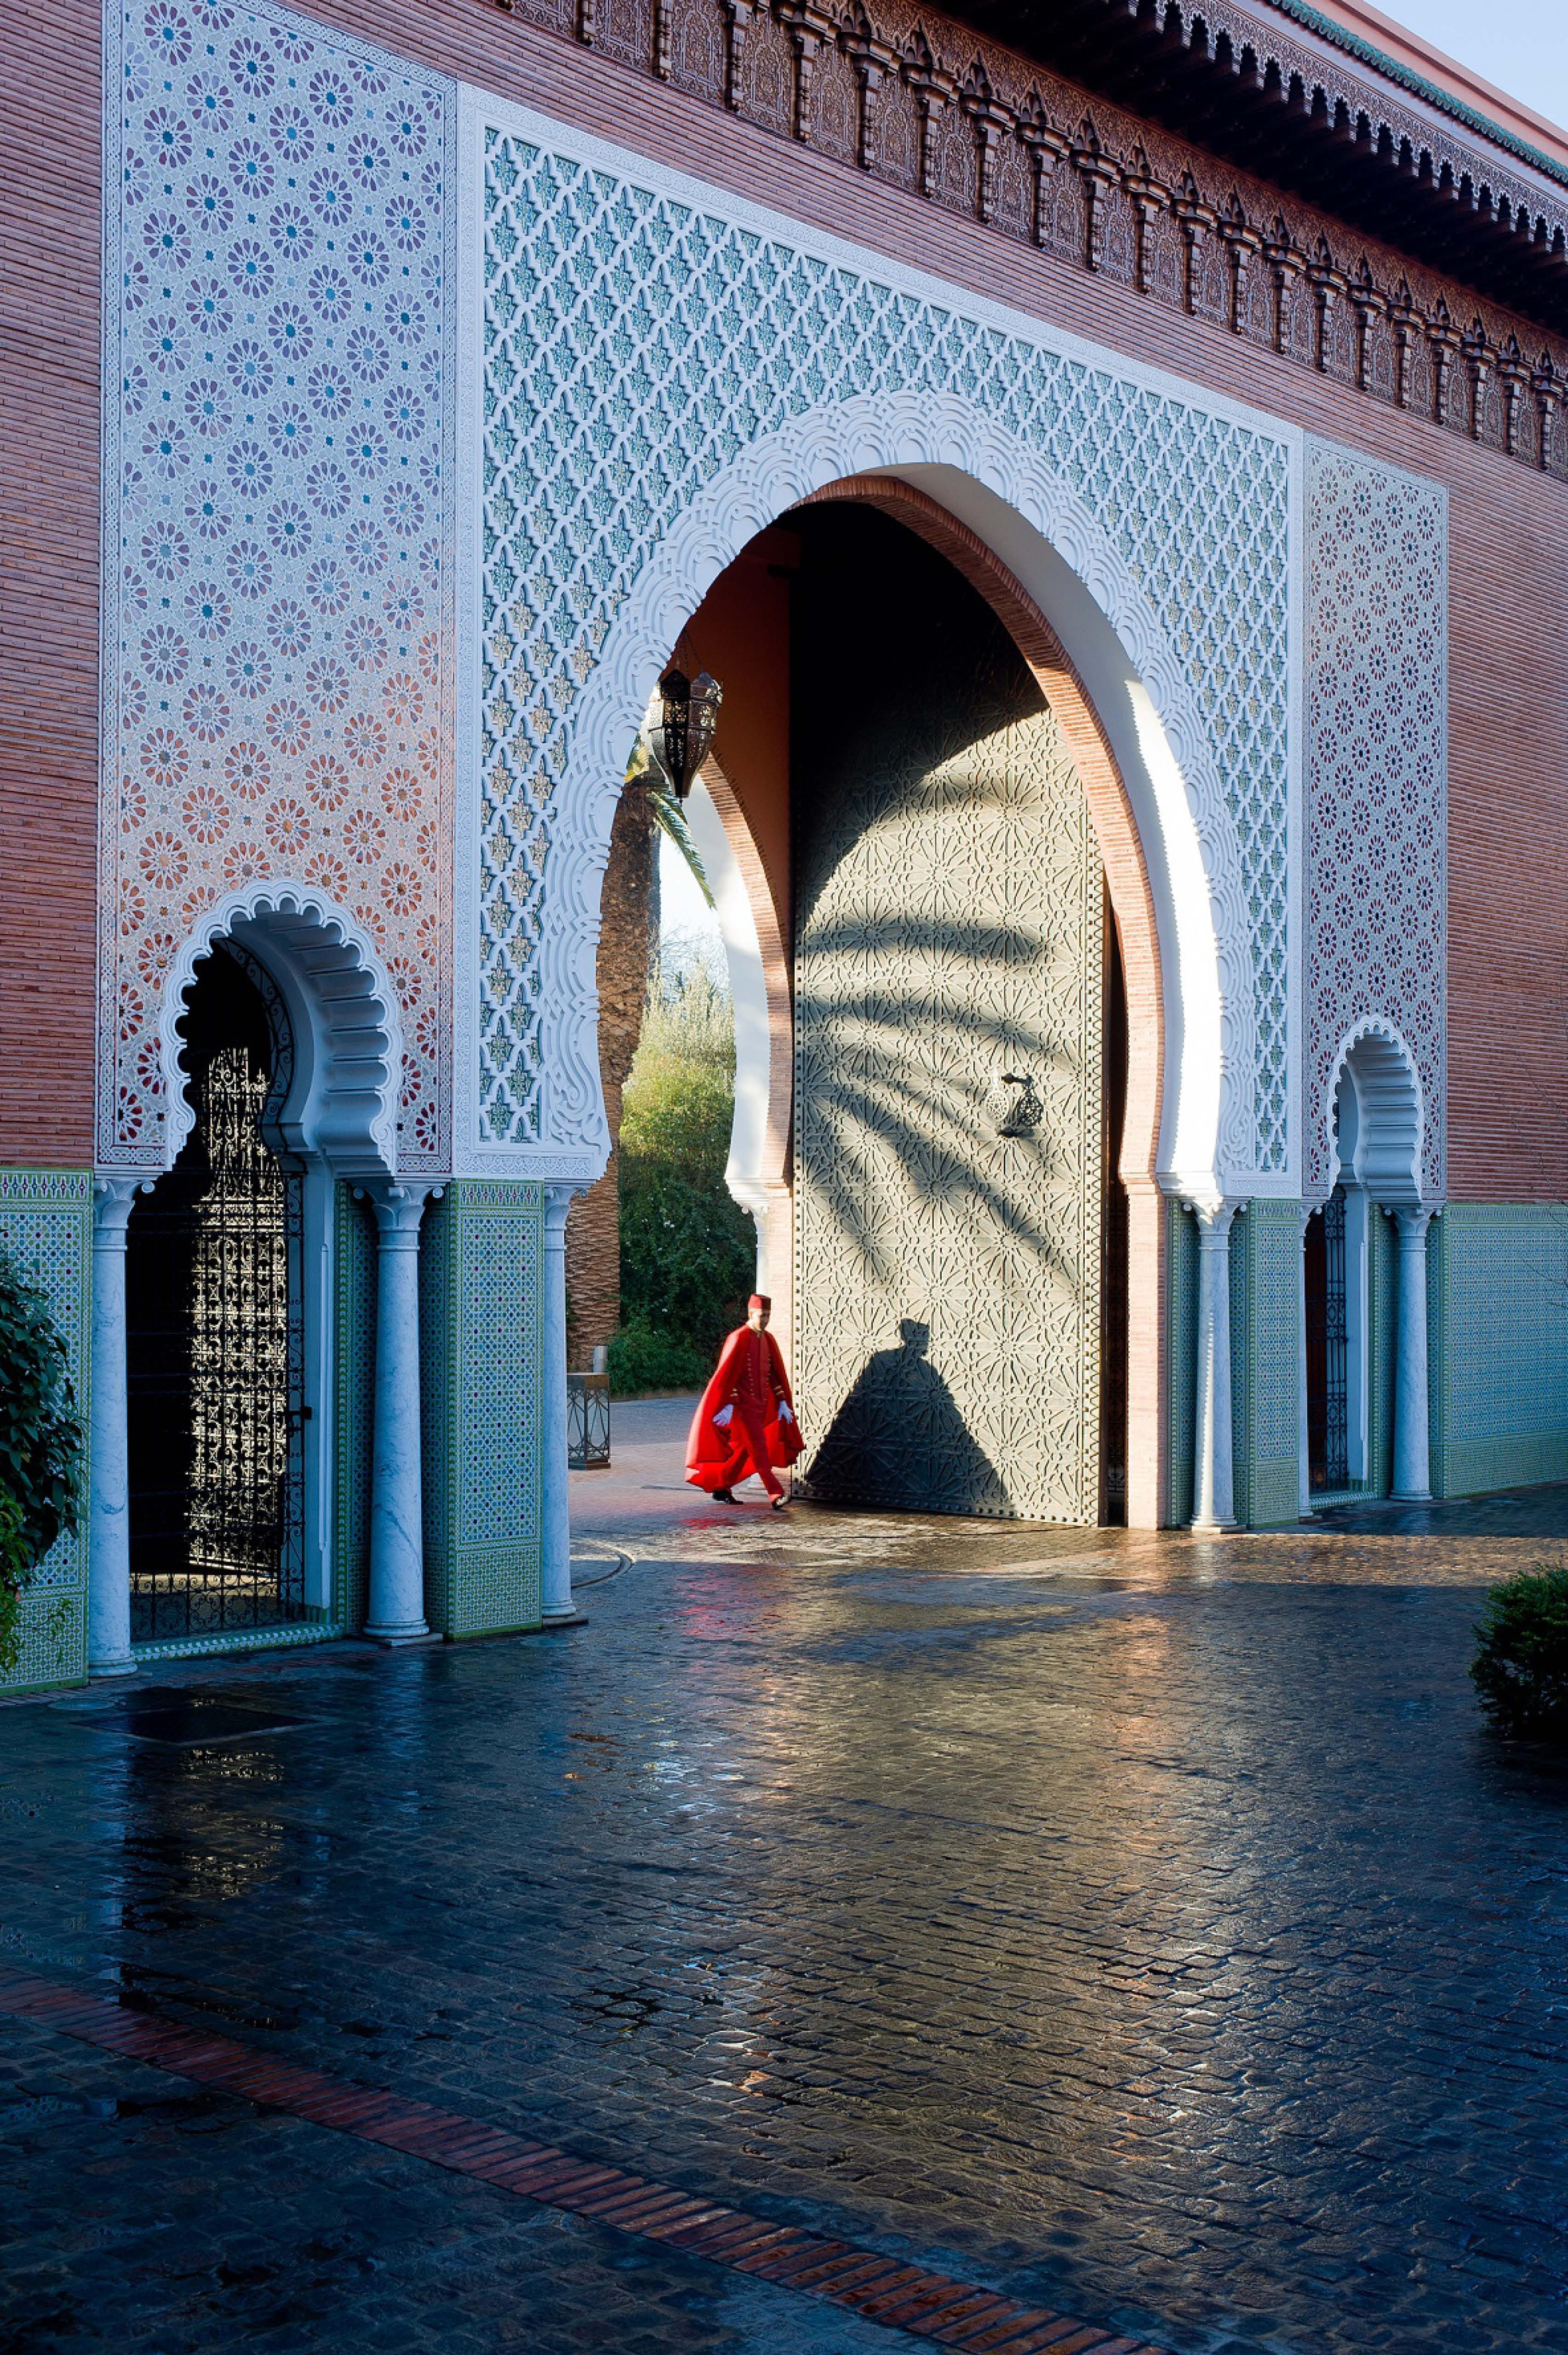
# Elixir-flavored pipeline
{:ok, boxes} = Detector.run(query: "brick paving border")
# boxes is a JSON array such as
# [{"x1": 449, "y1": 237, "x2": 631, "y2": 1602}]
[{"x1": 0, "y1": 1966, "x2": 1167, "y2": 2354}]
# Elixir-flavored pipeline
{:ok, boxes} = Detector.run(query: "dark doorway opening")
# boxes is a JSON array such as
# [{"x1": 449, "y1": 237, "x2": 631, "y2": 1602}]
[
  {"x1": 126, "y1": 943, "x2": 305, "y2": 1644},
  {"x1": 1100, "y1": 907, "x2": 1129, "y2": 1525},
  {"x1": 1305, "y1": 1185, "x2": 1349, "y2": 1495}
]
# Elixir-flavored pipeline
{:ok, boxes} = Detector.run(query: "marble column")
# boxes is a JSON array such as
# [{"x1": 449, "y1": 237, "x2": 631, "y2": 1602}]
[
  {"x1": 365, "y1": 1183, "x2": 435, "y2": 1643},
  {"x1": 1392, "y1": 1204, "x2": 1436, "y2": 1501},
  {"x1": 540, "y1": 1183, "x2": 583, "y2": 1626},
  {"x1": 1297, "y1": 1205, "x2": 1314, "y2": 1518},
  {"x1": 1191, "y1": 1199, "x2": 1239, "y2": 1532},
  {"x1": 88, "y1": 1177, "x2": 141, "y2": 1675}
]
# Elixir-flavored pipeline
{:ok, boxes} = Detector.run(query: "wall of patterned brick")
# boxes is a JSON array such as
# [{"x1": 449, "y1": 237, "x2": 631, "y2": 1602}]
[
  {"x1": 1, "y1": 12, "x2": 103, "y2": 1168},
  {"x1": 278, "y1": 0, "x2": 1568, "y2": 1209}
]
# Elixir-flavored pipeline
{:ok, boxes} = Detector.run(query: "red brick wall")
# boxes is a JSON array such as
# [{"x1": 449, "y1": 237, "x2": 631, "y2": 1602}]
[
  {"x1": 1, "y1": 3, "x2": 102, "y2": 1169},
  {"x1": 15, "y1": 0, "x2": 1568, "y2": 1198}
]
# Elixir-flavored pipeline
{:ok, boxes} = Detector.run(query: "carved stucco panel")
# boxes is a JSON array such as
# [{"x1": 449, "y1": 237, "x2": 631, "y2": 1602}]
[
  {"x1": 1303, "y1": 439, "x2": 1447, "y2": 1200},
  {"x1": 102, "y1": 0, "x2": 456, "y2": 1172}
]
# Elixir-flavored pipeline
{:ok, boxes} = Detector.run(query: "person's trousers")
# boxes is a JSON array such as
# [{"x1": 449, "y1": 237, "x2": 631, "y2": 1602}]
[{"x1": 733, "y1": 1404, "x2": 784, "y2": 1499}]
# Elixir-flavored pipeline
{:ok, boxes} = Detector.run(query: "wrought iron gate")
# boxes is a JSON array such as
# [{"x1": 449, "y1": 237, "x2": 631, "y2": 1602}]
[
  {"x1": 792, "y1": 507, "x2": 1104, "y2": 1522},
  {"x1": 126, "y1": 944, "x2": 305, "y2": 1642},
  {"x1": 1305, "y1": 1183, "x2": 1349, "y2": 1494}
]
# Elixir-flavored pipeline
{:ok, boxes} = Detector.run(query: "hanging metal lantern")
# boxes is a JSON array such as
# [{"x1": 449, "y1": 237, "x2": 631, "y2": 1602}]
[{"x1": 647, "y1": 666, "x2": 722, "y2": 800}]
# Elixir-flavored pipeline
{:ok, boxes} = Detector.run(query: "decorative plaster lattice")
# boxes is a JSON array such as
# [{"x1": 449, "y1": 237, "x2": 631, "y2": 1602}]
[
  {"x1": 102, "y1": 0, "x2": 455, "y2": 1171},
  {"x1": 1304, "y1": 441, "x2": 1447, "y2": 1201},
  {"x1": 474, "y1": 117, "x2": 1297, "y2": 1179}
]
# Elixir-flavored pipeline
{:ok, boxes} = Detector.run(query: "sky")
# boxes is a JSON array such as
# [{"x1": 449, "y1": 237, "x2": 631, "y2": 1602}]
[
  {"x1": 659, "y1": 826, "x2": 727, "y2": 981},
  {"x1": 1373, "y1": 1, "x2": 1568, "y2": 141}
]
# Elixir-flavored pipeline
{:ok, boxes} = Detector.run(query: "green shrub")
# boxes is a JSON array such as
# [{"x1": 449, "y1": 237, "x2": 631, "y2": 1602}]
[
  {"x1": 0, "y1": 1246, "x2": 85, "y2": 1674},
  {"x1": 617, "y1": 960, "x2": 755, "y2": 1385},
  {"x1": 606, "y1": 1316, "x2": 710, "y2": 1399},
  {"x1": 1471, "y1": 1566, "x2": 1568, "y2": 1741}
]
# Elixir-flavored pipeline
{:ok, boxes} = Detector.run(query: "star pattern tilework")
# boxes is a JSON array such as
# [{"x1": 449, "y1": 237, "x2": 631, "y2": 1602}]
[
  {"x1": 103, "y1": 0, "x2": 455, "y2": 1169},
  {"x1": 1304, "y1": 442, "x2": 1446, "y2": 1200}
]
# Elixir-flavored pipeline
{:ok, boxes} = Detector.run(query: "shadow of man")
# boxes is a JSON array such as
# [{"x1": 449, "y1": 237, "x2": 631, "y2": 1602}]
[{"x1": 802, "y1": 1318, "x2": 1006, "y2": 1515}]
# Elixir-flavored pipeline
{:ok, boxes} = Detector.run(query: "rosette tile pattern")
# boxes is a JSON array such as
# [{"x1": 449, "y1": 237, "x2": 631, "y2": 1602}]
[
  {"x1": 478, "y1": 129, "x2": 1296, "y2": 1173},
  {"x1": 103, "y1": 0, "x2": 455, "y2": 1170},
  {"x1": 1304, "y1": 442, "x2": 1447, "y2": 1200}
]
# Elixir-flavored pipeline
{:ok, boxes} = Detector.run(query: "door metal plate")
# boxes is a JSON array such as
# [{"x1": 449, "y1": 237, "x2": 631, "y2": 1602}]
[{"x1": 793, "y1": 542, "x2": 1103, "y2": 1522}]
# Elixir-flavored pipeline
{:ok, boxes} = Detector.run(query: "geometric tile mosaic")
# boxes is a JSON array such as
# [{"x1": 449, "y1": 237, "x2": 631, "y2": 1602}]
[
  {"x1": 419, "y1": 1180, "x2": 542, "y2": 1636},
  {"x1": 478, "y1": 123, "x2": 1296, "y2": 1174},
  {"x1": 1303, "y1": 440, "x2": 1446, "y2": 1200},
  {"x1": 102, "y1": 0, "x2": 455, "y2": 1171},
  {"x1": 0, "y1": 1171, "x2": 92, "y2": 1693}
]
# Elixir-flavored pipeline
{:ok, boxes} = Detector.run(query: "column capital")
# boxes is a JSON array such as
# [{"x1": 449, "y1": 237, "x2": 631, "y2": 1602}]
[
  {"x1": 92, "y1": 1174, "x2": 146, "y2": 1243},
  {"x1": 1394, "y1": 1201, "x2": 1438, "y2": 1242},
  {"x1": 1188, "y1": 1195, "x2": 1242, "y2": 1241},
  {"x1": 365, "y1": 1179, "x2": 438, "y2": 1243},
  {"x1": 543, "y1": 1179, "x2": 583, "y2": 1226}
]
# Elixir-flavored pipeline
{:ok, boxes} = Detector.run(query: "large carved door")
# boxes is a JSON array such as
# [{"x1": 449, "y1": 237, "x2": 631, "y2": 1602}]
[{"x1": 792, "y1": 507, "x2": 1103, "y2": 1522}]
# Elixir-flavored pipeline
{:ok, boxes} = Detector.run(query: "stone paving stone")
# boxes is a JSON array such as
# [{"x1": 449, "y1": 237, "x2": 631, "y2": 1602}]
[{"x1": 3, "y1": 1488, "x2": 1568, "y2": 2349}]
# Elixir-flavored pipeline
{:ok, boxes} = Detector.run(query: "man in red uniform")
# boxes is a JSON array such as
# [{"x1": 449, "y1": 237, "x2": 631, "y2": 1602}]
[{"x1": 686, "y1": 1294, "x2": 802, "y2": 1509}]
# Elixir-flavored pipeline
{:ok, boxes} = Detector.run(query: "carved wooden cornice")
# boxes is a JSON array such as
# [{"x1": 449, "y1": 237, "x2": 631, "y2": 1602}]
[
  {"x1": 480, "y1": 0, "x2": 1568, "y2": 479},
  {"x1": 951, "y1": 0, "x2": 1568, "y2": 334}
]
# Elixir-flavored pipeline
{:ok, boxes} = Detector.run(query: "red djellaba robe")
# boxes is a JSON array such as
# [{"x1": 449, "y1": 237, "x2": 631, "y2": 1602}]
[{"x1": 685, "y1": 1323, "x2": 804, "y2": 1497}]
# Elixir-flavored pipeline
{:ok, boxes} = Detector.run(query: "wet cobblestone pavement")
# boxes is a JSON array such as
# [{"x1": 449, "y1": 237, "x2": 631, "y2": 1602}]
[{"x1": 3, "y1": 1437, "x2": 1568, "y2": 2352}]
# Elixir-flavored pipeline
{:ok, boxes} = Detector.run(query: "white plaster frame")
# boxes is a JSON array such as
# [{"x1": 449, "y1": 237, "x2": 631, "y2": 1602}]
[{"x1": 451, "y1": 86, "x2": 1306, "y2": 1203}]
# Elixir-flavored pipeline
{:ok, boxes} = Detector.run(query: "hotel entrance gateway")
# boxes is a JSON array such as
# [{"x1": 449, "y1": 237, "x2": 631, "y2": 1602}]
[
  {"x1": 89, "y1": 184, "x2": 1436, "y2": 1663},
  {"x1": 28, "y1": 0, "x2": 1568, "y2": 1692}
]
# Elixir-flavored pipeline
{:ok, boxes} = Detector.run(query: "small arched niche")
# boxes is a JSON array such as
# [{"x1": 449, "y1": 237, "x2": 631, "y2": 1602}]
[
  {"x1": 1329, "y1": 1022, "x2": 1425, "y2": 1208},
  {"x1": 1305, "y1": 1023, "x2": 1427, "y2": 1500},
  {"x1": 128, "y1": 884, "x2": 409, "y2": 1644}
]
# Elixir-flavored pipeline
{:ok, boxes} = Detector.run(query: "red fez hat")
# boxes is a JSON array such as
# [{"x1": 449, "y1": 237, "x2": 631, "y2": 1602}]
[{"x1": 749, "y1": 1292, "x2": 771, "y2": 1311}]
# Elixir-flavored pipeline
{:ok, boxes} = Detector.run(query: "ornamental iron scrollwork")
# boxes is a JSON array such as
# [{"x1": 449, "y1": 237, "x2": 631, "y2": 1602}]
[{"x1": 995, "y1": 1070, "x2": 1044, "y2": 1137}]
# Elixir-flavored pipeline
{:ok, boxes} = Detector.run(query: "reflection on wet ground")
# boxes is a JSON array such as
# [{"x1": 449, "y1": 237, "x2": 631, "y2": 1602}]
[{"x1": 2, "y1": 1427, "x2": 1568, "y2": 2351}]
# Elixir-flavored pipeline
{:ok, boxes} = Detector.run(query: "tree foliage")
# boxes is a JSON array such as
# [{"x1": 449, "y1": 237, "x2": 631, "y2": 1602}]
[
  {"x1": 0, "y1": 1246, "x2": 85, "y2": 1672},
  {"x1": 614, "y1": 959, "x2": 755, "y2": 1394}
]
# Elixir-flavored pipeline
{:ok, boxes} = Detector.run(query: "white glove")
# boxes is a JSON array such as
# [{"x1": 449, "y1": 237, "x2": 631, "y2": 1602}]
[
  {"x1": 713, "y1": 1404, "x2": 734, "y2": 1429},
  {"x1": 777, "y1": 1402, "x2": 794, "y2": 1424}
]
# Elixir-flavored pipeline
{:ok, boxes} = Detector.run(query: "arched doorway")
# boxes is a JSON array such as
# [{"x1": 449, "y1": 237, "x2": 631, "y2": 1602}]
[
  {"x1": 126, "y1": 942, "x2": 304, "y2": 1642},
  {"x1": 1303, "y1": 1028, "x2": 1428, "y2": 1506},
  {"x1": 676, "y1": 499, "x2": 1132, "y2": 1523}
]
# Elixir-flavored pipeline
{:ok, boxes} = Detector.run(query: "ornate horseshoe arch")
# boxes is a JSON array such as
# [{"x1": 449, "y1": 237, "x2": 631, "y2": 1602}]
[
  {"x1": 156, "y1": 882, "x2": 405, "y2": 1182},
  {"x1": 459, "y1": 391, "x2": 1264, "y2": 1201}
]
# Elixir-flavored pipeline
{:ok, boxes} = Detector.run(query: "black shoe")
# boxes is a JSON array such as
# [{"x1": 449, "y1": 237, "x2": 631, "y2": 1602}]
[{"x1": 711, "y1": 1488, "x2": 735, "y2": 1504}]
